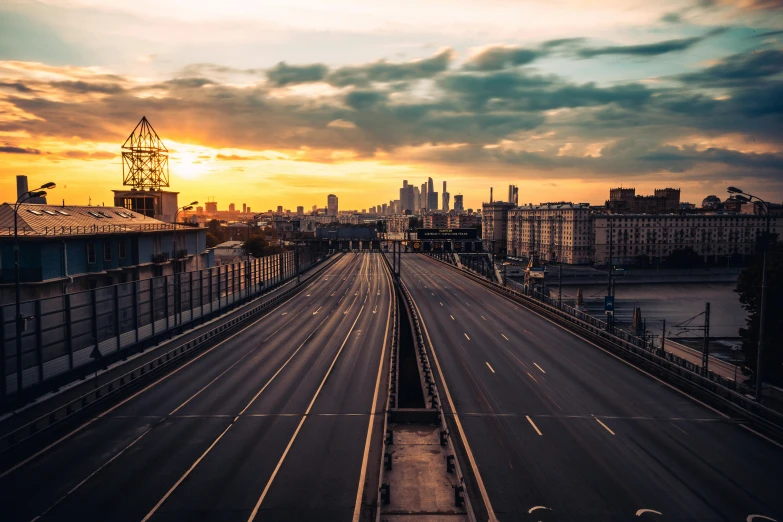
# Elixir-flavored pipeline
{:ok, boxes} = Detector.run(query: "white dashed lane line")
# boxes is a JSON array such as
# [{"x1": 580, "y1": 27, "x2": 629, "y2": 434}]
[{"x1": 486, "y1": 362, "x2": 495, "y2": 373}]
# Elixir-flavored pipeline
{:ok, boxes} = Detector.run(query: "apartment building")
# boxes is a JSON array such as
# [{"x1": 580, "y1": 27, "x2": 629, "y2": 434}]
[
  {"x1": 507, "y1": 203, "x2": 592, "y2": 264},
  {"x1": 422, "y1": 213, "x2": 448, "y2": 228},
  {"x1": 593, "y1": 213, "x2": 779, "y2": 265},
  {"x1": 481, "y1": 202, "x2": 515, "y2": 254}
]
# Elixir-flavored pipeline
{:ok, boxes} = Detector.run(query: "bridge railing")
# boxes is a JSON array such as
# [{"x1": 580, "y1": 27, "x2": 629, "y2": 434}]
[{"x1": 2, "y1": 247, "x2": 322, "y2": 405}]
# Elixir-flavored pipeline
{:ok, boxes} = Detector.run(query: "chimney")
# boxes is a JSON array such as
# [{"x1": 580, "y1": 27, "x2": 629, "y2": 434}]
[
  {"x1": 16, "y1": 175, "x2": 29, "y2": 199},
  {"x1": 490, "y1": 187, "x2": 493, "y2": 203}
]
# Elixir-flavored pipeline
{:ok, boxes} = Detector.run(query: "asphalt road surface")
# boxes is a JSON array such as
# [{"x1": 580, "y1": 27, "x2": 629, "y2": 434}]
[
  {"x1": 0, "y1": 252, "x2": 392, "y2": 522},
  {"x1": 401, "y1": 254, "x2": 783, "y2": 522}
]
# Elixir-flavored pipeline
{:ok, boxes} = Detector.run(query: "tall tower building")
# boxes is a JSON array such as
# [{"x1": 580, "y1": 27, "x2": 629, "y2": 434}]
[
  {"x1": 442, "y1": 181, "x2": 450, "y2": 212},
  {"x1": 454, "y1": 194, "x2": 464, "y2": 212},
  {"x1": 421, "y1": 182, "x2": 428, "y2": 211},
  {"x1": 327, "y1": 194, "x2": 338, "y2": 216},
  {"x1": 508, "y1": 185, "x2": 519, "y2": 206}
]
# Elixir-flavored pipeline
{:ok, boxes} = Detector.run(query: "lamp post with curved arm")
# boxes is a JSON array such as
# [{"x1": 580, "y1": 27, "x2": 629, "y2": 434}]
[
  {"x1": 727, "y1": 187, "x2": 772, "y2": 400},
  {"x1": 172, "y1": 202, "x2": 197, "y2": 326},
  {"x1": 14, "y1": 181, "x2": 55, "y2": 394}
]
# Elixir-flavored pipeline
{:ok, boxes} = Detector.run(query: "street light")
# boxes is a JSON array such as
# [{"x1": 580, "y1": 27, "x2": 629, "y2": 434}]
[
  {"x1": 14, "y1": 181, "x2": 55, "y2": 394},
  {"x1": 727, "y1": 187, "x2": 772, "y2": 400},
  {"x1": 245, "y1": 213, "x2": 263, "y2": 299},
  {"x1": 172, "y1": 202, "x2": 197, "y2": 326}
]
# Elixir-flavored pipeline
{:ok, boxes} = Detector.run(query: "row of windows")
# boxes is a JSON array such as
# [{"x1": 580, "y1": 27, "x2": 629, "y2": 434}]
[{"x1": 86, "y1": 241, "x2": 127, "y2": 264}]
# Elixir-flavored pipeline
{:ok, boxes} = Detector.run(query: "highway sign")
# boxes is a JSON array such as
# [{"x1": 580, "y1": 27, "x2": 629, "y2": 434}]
[
  {"x1": 604, "y1": 296, "x2": 615, "y2": 312},
  {"x1": 417, "y1": 228, "x2": 478, "y2": 240}
]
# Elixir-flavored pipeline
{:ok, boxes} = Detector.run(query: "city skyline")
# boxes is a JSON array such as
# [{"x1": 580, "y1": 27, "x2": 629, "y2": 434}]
[{"x1": 1, "y1": 1, "x2": 782, "y2": 211}]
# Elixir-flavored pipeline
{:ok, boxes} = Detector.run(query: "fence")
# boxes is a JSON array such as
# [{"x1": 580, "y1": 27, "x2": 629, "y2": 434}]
[{"x1": 2, "y1": 247, "x2": 318, "y2": 401}]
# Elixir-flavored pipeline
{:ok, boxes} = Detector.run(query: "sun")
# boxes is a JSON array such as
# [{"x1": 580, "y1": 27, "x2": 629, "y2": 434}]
[{"x1": 173, "y1": 149, "x2": 207, "y2": 180}]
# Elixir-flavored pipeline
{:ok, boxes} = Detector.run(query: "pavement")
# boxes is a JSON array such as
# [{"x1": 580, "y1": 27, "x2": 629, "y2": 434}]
[
  {"x1": 0, "y1": 252, "x2": 393, "y2": 522},
  {"x1": 400, "y1": 254, "x2": 783, "y2": 522}
]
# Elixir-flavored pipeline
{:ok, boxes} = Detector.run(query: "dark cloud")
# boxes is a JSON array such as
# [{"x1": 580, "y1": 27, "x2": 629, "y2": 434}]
[
  {"x1": 344, "y1": 90, "x2": 388, "y2": 109},
  {"x1": 0, "y1": 81, "x2": 34, "y2": 93},
  {"x1": 326, "y1": 49, "x2": 453, "y2": 87},
  {"x1": 159, "y1": 78, "x2": 214, "y2": 89},
  {"x1": 576, "y1": 34, "x2": 715, "y2": 58},
  {"x1": 660, "y1": 12, "x2": 683, "y2": 23},
  {"x1": 463, "y1": 46, "x2": 543, "y2": 71},
  {"x1": 266, "y1": 62, "x2": 328, "y2": 87},
  {"x1": 677, "y1": 49, "x2": 783, "y2": 85},
  {"x1": 179, "y1": 63, "x2": 264, "y2": 77},
  {"x1": 52, "y1": 80, "x2": 125, "y2": 94},
  {"x1": 0, "y1": 145, "x2": 40, "y2": 154},
  {"x1": 60, "y1": 150, "x2": 115, "y2": 159}
]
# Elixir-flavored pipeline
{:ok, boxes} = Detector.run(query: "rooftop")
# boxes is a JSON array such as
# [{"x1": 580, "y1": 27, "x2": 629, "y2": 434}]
[{"x1": 0, "y1": 203, "x2": 174, "y2": 237}]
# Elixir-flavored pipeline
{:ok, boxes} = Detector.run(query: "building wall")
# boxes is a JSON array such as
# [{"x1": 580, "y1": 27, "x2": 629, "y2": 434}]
[
  {"x1": 507, "y1": 204, "x2": 592, "y2": 264},
  {"x1": 593, "y1": 213, "x2": 779, "y2": 265},
  {"x1": 482, "y1": 202, "x2": 514, "y2": 254}
]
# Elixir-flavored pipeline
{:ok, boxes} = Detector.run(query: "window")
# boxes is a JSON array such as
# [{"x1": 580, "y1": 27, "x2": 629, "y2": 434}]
[
  {"x1": 87, "y1": 243, "x2": 96, "y2": 264},
  {"x1": 119, "y1": 240, "x2": 126, "y2": 259},
  {"x1": 88, "y1": 211, "x2": 103, "y2": 218},
  {"x1": 104, "y1": 242, "x2": 112, "y2": 262},
  {"x1": 27, "y1": 209, "x2": 43, "y2": 216},
  {"x1": 56, "y1": 209, "x2": 70, "y2": 216},
  {"x1": 43, "y1": 210, "x2": 57, "y2": 216}
]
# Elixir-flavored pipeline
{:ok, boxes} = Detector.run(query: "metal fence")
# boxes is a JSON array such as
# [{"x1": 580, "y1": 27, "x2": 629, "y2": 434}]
[{"x1": 2, "y1": 248, "x2": 314, "y2": 400}]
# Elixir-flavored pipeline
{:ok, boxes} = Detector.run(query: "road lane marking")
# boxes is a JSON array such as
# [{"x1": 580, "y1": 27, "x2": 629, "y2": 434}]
[
  {"x1": 526, "y1": 415, "x2": 543, "y2": 436},
  {"x1": 450, "y1": 315, "x2": 455, "y2": 320},
  {"x1": 486, "y1": 362, "x2": 495, "y2": 373},
  {"x1": 524, "y1": 329, "x2": 532, "y2": 334},
  {"x1": 671, "y1": 423, "x2": 689, "y2": 436},
  {"x1": 534, "y1": 363, "x2": 546, "y2": 374},
  {"x1": 481, "y1": 315, "x2": 486, "y2": 321},
  {"x1": 306, "y1": 294, "x2": 311, "y2": 297},
  {"x1": 431, "y1": 292, "x2": 435, "y2": 296},
  {"x1": 594, "y1": 417, "x2": 616, "y2": 435},
  {"x1": 501, "y1": 334, "x2": 509, "y2": 341},
  {"x1": 139, "y1": 307, "x2": 341, "y2": 522},
  {"x1": 352, "y1": 256, "x2": 393, "y2": 522},
  {"x1": 282, "y1": 312, "x2": 287, "y2": 316},
  {"x1": 313, "y1": 306, "x2": 322, "y2": 315},
  {"x1": 526, "y1": 371, "x2": 538, "y2": 383},
  {"x1": 636, "y1": 509, "x2": 662, "y2": 516},
  {"x1": 248, "y1": 305, "x2": 367, "y2": 521},
  {"x1": 406, "y1": 282, "x2": 497, "y2": 521},
  {"x1": 440, "y1": 302, "x2": 443, "y2": 306},
  {"x1": 464, "y1": 333, "x2": 470, "y2": 341}
]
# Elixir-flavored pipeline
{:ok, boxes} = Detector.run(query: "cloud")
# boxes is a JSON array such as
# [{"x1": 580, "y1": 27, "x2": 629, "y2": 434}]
[
  {"x1": 0, "y1": 81, "x2": 34, "y2": 93},
  {"x1": 327, "y1": 119, "x2": 357, "y2": 129},
  {"x1": 60, "y1": 150, "x2": 116, "y2": 159},
  {"x1": 677, "y1": 49, "x2": 783, "y2": 85},
  {"x1": 0, "y1": 145, "x2": 40, "y2": 154},
  {"x1": 660, "y1": 12, "x2": 682, "y2": 23},
  {"x1": 51, "y1": 80, "x2": 125, "y2": 94},
  {"x1": 576, "y1": 33, "x2": 719, "y2": 58},
  {"x1": 326, "y1": 48, "x2": 453, "y2": 87},
  {"x1": 215, "y1": 153, "x2": 262, "y2": 160},
  {"x1": 463, "y1": 46, "x2": 544, "y2": 71},
  {"x1": 266, "y1": 62, "x2": 328, "y2": 87}
]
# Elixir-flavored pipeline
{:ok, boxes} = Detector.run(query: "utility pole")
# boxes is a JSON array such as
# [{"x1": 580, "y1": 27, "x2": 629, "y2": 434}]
[
  {"x1": 702, "y1": 302, "x2": 710, "y2": 376},
  {"x1": 757, "y1": 251, "x2": 768, "y2": 399},
  {"x1": 558, "y1": 263, "x2": 562, "y2": 307},
  {"x1": 660, "y1": 318, "x2": 666, "y2": 355}
]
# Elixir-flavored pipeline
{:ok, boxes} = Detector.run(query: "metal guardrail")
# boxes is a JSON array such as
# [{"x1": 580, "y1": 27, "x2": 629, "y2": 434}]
[
  {"x1": 381, "y1": 252, "x2": 478, "y2": 520},
  {"x1": 425, "y1": 253, "x2": 783, "y2": 437},
  {"x1": 0, "y1": 254, "x2": 341, "y2": 455}
]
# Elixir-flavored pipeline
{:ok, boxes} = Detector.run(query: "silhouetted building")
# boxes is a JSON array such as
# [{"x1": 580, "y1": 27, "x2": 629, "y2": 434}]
[{"x1": 327, "y1": 194, "x2": 338, "y2": 216}]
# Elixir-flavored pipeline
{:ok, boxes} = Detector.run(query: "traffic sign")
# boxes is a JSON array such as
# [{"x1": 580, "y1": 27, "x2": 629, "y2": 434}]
[{"x1": 604, "y1": 296, "x2": 615, "y2": 312}]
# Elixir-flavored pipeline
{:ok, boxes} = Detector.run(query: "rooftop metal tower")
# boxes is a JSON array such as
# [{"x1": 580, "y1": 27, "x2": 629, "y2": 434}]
[{"x1": 122, "y1": 116, "x2": 169, "y2": 190}]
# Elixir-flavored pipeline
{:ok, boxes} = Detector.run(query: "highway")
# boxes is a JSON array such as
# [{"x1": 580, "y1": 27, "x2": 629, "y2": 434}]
[
  {"x1": 0, "y1": 252, "x2": 393, "y2": 522},
  {"x1": 400, "y1": 254, "x2": 783, "y2": 522}
]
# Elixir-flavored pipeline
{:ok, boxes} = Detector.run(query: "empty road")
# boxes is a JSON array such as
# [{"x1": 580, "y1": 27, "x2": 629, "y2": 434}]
[
  {"x1": 401, "y1": 254, "x2": 783, "y2": 522},
  {"x1": 0, "y1": 252, "x2": 392, "y2": 522}
]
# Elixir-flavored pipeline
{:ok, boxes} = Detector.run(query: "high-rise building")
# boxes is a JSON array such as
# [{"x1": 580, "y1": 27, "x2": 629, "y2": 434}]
[
  {"x1": 277, "y1": 205, "x2": 283, "y2": 214},
  {"x1": 382, "y1": 203, "x2": 388, "y2": 215},
  {"x1": 421, "y1": 182, "x2": 428, "y2": 212},
  {"x1": 454, "y1": 194, "x2": 464, "y2": 212},
  {"x1": 205, "y1": 201, "x2": 218, "y2": 214},
  {"x1": 442, "y1": 181, "x2": 450, "y2": 212},
  {"x1": 400, "y1": 180, "x2": 414, "y2": 212},
  {"x1": 508, "y1": 185, "x2": 518, "y2": 206},
  {"x1": 428, "y1": 191, "x2": 439, "y2": 211},
  {"x1": 327, "y1": 194, "x2": 339, "y2": 216},
  {"x1": 229, "y1": 203, "x2": 236, "y2": 213},
  {"x1": 297, "y1": 206, "x2": 304, "y2": 216}
]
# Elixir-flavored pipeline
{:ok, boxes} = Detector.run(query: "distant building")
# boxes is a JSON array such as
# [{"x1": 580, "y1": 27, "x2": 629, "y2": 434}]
[
  {"x1": 205, "y1": 201, "x2": 218, "y2": 214},
  {"x1": 481, "y1": 201, "x2": 515, "y2": 254},
  {"x1": 422, "y1": 213, "x2": 448, "y2": 228},
  {"x1": 0, "y1": 203, "x2": 211, "y2": 301},
  {"x1": 297, "y1": 206, "x2": 304, "y2": 216},
  {"x1": 327, "y1": 194, "x2": 339, "y2": 217},
  {"x1": 228, "y1": 203, "x2": 236, "y2": 213},
  {"x1": 448, "y1": 213, "x2": 480, "y2": 229},
  {"x1": 212, "y1": 240, "x2": 245, "y2": 265},
  {"x1": 454, "y1": 195, "x2": 464, "y2": 212},
  {"x1": 605, "y1": 187, "x2": 680, "y2": 214},
  {"x1": 442, "y1": 181, "x2": 450, "y2": 212},
  {"x1": 508, "y1": 185, "x2": 519, "y2": 206},
  {"x1": 507, "y1": 203, "x2": 592, "y2": 264}
]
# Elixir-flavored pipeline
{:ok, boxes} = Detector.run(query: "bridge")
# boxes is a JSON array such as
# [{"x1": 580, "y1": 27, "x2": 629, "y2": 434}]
[{"x1": 1, "y1": 251, "x2": 781, "y2": 521}]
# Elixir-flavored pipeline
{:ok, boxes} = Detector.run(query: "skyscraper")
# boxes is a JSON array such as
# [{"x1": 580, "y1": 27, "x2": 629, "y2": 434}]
[
  {"x1": 427, "y1": 177, "x2": 437, "y2": 210},
  {"x1": 327, "y1": 194, "x2": 338, "y2": 216},
  {"x1": 420, "y1": 182, "x2": 428, "y2": 211},
  {"x1": 400, "y1": 180, "x2": 414, "y2": 212},
  {"x1": 297, "y1": 206, "x2": 304, "y2": 216},
  {"x1": 508, "y1": 185, "x2": 519, "y2": 206},
  {"x1": 454, "y1": 194, "x2": 464, "y2": 211},
  {"x1": 442, "y1": 181, "x2": 450, "y2": 212}
]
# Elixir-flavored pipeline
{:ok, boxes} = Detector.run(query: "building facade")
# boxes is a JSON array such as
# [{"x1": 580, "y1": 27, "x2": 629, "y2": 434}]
[
  {"x1": 327, "y1": 194, "x2": 339, "y2": 217},
  {"x1": 481, "y1": 202, "x2": 515, "y2": 254},
  {"x1": 507, "y1": 203, "x2": 592, "y2": 264},
  {"x1": 0, "y1": 203, "x2": 211, "y2": 302},
  {"x1": 593, "y1": 213, "x2": 780, "y2": 265}
]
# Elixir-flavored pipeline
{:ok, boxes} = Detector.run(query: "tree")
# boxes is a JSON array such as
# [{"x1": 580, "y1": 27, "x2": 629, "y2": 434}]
[
  {"x1": 667, "y1": 247, "x2": 703, "y2": 268},
  {"x1": 244, "y1": 236, "x2": 268, "y2": 258},
  {"x1": 207, "y1": 219, "x2": 224, "y2": 243},
  {"x1": 735, "y1": 244, "x2": 783, "y2": 383}
]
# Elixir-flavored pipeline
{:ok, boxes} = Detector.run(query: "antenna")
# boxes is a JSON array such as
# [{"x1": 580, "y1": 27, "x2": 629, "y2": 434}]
[{"x1": 121, "y1": 116, "x2": 170, "y2": 190}]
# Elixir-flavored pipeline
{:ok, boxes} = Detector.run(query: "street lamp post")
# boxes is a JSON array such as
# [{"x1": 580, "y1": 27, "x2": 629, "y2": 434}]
[
  {"x1": 727, "y1": 187, "x2": 771, "y2": 399},
  {"x1": 245, "y1": 213, "x2": 263, "y2": 299},
  {"x1": 13, "y1": 181, "x2": 55, "y2": 394},
  {"x1": 172, "y1": 202, "x2": 197, "y2": 326}
]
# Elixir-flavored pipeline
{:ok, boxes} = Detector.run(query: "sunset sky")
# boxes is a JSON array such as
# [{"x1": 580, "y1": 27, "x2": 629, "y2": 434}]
[{"x1": 1, "y1": 0, "x2": 782, "y2": 212}]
